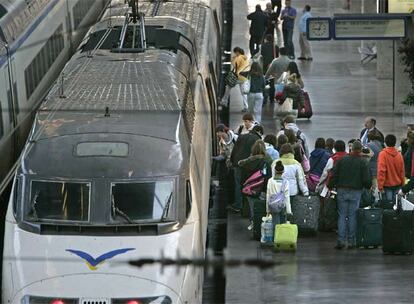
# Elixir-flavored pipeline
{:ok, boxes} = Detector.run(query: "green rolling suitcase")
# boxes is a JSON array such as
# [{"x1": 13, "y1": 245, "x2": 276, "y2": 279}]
[
  {"x1": 274, "y1": 222, "x2": 298, "y2": 251},
  {"x1": 356, "y1": 207, "x2": 383, "y2": 248}
]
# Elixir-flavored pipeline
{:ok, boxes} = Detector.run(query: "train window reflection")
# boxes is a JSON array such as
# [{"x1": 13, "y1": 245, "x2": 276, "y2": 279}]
[
  {"x1": 28, "y1": 181, "x2": 90, "y2": 222},
  {"x1": 111, "y1": 181, "x2": 174, "y2": 223},
  {"x1": 76, "y1": 142, "x2": 129, "y2": 157}
]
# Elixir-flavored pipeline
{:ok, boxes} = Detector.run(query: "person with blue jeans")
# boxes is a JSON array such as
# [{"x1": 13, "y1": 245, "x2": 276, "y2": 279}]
[
  {"x1": 329, "y1": 141, "x2": 372, "y2": 249},
  {"x1": 281, "y1": 0, "x2": 297, "y2": 59}
]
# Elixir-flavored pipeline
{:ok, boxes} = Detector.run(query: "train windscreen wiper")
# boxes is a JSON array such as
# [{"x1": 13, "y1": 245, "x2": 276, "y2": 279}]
[
  {"x1": 161, "y1": 191, "x2": 173, "y2": 222},
  {"x1": 111, "y1": 194, "x2": 133, "y2": 224}
]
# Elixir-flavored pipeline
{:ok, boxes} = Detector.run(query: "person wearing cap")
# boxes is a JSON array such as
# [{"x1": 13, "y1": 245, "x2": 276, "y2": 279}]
[
  {"x1": 267, "y1": 160, "x2": 292, "y2": 232},
  {"x1": 329, "y1": 141, "x2": 372, "y2": 250}
]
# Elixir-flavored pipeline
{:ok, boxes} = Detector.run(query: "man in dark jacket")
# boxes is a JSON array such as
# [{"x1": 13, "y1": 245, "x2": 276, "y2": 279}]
[
  {"x1": 330, "y1": 141, "x2": 372, "y2": 249},
  {"x1": 247, "y1": 4, "x2": 268, "y2": 56},
  {"x1": 229, "y1": 125, "x2": 264, "y2": 212},
  {"x1": 360, "y1": 117, "x2": 385, "y2": 145}
]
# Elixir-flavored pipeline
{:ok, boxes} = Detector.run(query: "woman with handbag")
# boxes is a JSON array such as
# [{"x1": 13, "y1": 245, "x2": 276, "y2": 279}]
[
  {"x1": 239, "y1": 140, "x2": 273, "y2": 230},
  {"x1": 307, "y1": 138, "x2": 331, "y2": 192},
  {"x1": 221, "y1": 47, "x2": 250, "y2": 112}
]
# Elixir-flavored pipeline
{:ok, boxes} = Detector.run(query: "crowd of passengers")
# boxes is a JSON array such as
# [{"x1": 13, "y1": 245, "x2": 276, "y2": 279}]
[{"x1": 214, "y1": 115, "x2": 414, "y2": 249}]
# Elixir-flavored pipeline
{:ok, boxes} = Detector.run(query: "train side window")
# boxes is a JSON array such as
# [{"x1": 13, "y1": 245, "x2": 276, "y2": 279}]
[
  {"x1": 12, "y1": 177, "x2": 20, "y2": 217},
  {"x1": 0, "y1": 101, "x2": 3, "y2": 138},
  {"x1": 205, "y1": 78, "x2": 218, "y2": 155},
  {"x1": 186, "y1": 180, "x2": 192, "y2": 217}
]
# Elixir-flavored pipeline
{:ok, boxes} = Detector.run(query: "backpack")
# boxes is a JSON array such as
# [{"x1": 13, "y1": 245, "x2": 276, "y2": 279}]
[
  {"x1": 268, "y1": 180, "x2": 288, "y2": 213},
  {"x1": 242, "y1": 162, "x2": 269, "y2": 197}
]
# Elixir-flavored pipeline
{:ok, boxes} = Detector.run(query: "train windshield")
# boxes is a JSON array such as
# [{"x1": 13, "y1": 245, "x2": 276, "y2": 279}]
[
  {"x1": 28, "y1": 181, "x2": 90, "y2": 222},
  {"x1": 111, "y1": 180, "x2": 174, "y2": 223}
]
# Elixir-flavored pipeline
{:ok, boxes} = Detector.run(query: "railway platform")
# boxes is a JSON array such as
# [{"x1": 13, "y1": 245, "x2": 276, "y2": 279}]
[{"x1": 224, "y1": 0, "x2": 414, "y2": 303}]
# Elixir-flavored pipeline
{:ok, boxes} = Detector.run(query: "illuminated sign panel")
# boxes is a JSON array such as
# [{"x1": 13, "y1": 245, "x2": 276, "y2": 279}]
[
  {"x1": 333, "y1": 16, "x2": 407, "y2": 40},
  {"x1": 389, "y1": 0, "x2": 414, "y2": 13}
]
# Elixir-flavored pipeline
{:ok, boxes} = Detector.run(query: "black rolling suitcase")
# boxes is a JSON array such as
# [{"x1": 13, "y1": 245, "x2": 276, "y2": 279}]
[
  {"x1": 291, "y1": 195, "x2": 320, "y2": 234},
  {"x1": 252, "y1": 198, "x2": 267, "y2": 241},
  {"x1": 382, "y1": 198, "x2": 414, "y2": 254},
  {"x1": 318, "y1": 197, "x2": 338, "y2": 232}
]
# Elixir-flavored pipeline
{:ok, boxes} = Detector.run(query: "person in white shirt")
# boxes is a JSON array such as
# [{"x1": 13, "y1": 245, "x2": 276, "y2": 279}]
[{"x1": 267, "y1": 160, "x2": 292, "y2": 231}]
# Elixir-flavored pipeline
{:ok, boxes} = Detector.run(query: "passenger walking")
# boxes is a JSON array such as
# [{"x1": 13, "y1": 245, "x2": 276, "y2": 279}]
[
  {"x1": 267, "y1": 160, "x2": 292, "y2": 232},
  {"x1": 282, "y1": 74, "x2": 305, "y2": 111},
  {"x1": 377, "y1": 134, "x2": 405, "y2": 202},
  {"x1": 261, "y1": 35, "x2": 279, "y2": 104},
  {"x1": 329, "y1": 141, "x2": 372, "y2": 249},
  {"x1": 325, "y1": 138, "x2": 335, "y2": 155},
  {"x1": 278, "y1": 115, "x2": 310, "y2": 158},
  {"x1": 360, "y1": 117, "x2": 385, "y2": 145},
  {"x1": 403, "y1": 131, "x2": 414, "y2": 178},
  {"x1": 284, "y1": 128, "x2": 304, "y2": 164},
  {"x1": 247, "y1": 4, "x2": 268, "y2": 56},
  {"x1": 221, "y1": 47, "x2": 250, "y2": 111},
  {"x1": 230, "y1": 125, "x2": 264, "y2": 212},
  {"x1": 279, "y1": 61, "x2": 305, "y2": 89},
  {"x1": 400, "y1": 125, "x2": 414, "y2": 156},
  {"x1": 399, "y1": 134, "x2": 414, "y2": 195},
  {"x1": 239, "y1": 140, "x2": 273, "y2": 230},
  {"x1": 276, "y1": 133, "x2": 288, "y2": 151},
  {"x1": 366, "y1": 130, "x2": 384, "y2": 193},
  {"x1": 264, "y1": 134, "x2": 280, "y2": 160},
  {"x1": 271, "y1": 0, "x2": 282, "y2": 18},
  {"x1": 298, "y1": 5, "x2": 313, "y2": 61},
  {"x1": 265, "y1": 47, "x2": 290, "y2": 82},
  {"x1": 246, "y1": 62, "x2": 265, "y2": 123},
  {"x1": 273, "y1": 143, "x2": 309, "y2": 198},
  {"x1": 264, "y1": 2, "x2": 278, "y2": 38},
  {"x1": 235, "y1": 113, "x2": 259, "y2": 135},
  {"x1": 308, "y1": 138, "x2": 331, "y2": 192},
  {"x1": 316, "y1": 140, "x2": 348, "y2": 196},
  {"x1": 281, "y1": 0, "x2": 297, "y2": 59}
]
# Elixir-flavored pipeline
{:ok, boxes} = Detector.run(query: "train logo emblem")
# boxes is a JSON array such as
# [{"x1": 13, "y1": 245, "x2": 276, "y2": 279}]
[{"x1": 66, "y1": 248, "x2": 135, "y2": 270}]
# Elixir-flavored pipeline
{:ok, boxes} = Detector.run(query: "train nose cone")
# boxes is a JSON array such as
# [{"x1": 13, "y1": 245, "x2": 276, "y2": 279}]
[{"x1": 11, "y1": 273, "x2": 181, "y2": 304}]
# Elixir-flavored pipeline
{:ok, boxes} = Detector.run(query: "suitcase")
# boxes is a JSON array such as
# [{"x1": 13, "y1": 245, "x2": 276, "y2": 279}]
[
  {"x1": 356, "y1": 208, "x2": 383, "y2": 248},
  {"x1": 252, "y1": 198, "x2": 267, "y2": 241},
  {"x1": 290, "y1": 195, "x2": 320, "y2": 234},
  {"x1": 360, "y1": 189, "x2": 375, "y2": 208},
  {"x1": 382, "y1": 208, "x2": 414, "y2": 254},
  {"x1": 318, "y1": 197, "x2": 338, "y2": 232},
  {"x1": 274, "y1": 222, "x2": 298, "y2": 251},
  {"x1": 297, "y1": 91, "x2": 313, "y2": 119}
]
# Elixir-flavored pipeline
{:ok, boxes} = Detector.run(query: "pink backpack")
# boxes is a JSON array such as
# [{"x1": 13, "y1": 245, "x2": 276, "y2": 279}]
[{"x1": 242, "y1": 170, "x2": 266, "y2": 197}]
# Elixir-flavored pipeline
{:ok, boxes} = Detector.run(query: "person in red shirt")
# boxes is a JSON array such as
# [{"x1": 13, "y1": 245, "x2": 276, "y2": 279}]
[{"x1": 377, "y1": 134, "x2": 405, "y2": 201}]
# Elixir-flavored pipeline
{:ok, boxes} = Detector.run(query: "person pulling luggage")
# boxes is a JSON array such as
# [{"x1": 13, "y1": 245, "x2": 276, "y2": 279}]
[
  {"x1": 329, "y1": 141, "x2": 372, "y2": 249},
  {"x1": 267, "y1": 160, "x2": 292, "y2": 233}
]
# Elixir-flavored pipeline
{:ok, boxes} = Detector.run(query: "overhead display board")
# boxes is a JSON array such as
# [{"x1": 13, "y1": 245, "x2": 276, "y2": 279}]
[
  {"x1": 306, "y1": 18, "x2": 332, "y2": 40},
  {"x1": 333, "y1": 15, "x2": 407, "y2": 40},
  {"x1": 389, "y1": 0, "x2": 414, "y2": 13}
]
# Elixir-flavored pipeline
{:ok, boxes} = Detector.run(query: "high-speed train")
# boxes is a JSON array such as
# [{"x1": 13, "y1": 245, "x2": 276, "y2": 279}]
[
  {"x1": 2, "y1": 0, "x2": 230, "y2": 303},
  {"x1": 0, "y1": 0, "x2": 110, "y2": 192}
]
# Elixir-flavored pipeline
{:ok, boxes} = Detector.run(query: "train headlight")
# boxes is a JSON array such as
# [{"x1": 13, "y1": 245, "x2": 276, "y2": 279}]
[
  {"x1": 112, "y1": 296, "x2": 172, "y2": 304},
  {"x1": 21, "y1": 296, "x2": 77, "y2": 304}
]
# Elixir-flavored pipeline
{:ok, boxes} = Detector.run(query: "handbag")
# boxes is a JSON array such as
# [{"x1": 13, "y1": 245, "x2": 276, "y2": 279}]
[
  {"x1": 225, "y1": 70, "x2": 238, "y2": 88},
  {"x1": 268, "y1": 180, "x2": 288, "y2": 213},
  {"x1": 242, "y1": 169, "x2": 266, "y2": 197},
  {"x1": 306, "y1": 173, "x2": 320, "y2": 193},
  {"x1": 275, "y1": 82, "x2": 285, "y2": 94},
  {"x1": 276, "y1": 97, "x2": 293, "y2": 113}
]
